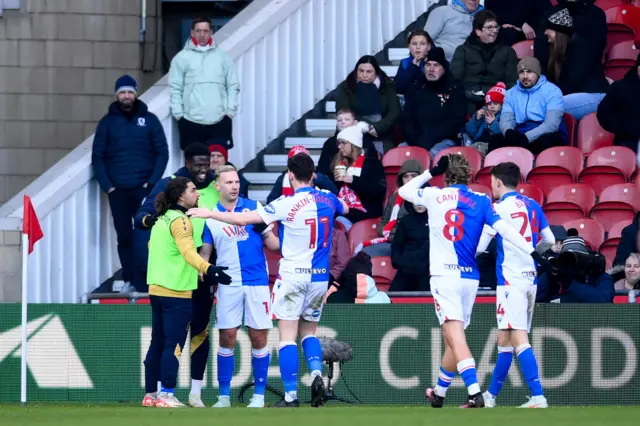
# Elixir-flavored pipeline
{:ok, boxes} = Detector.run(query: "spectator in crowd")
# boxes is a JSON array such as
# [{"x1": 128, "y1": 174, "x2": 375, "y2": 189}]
[
  {"x1": 537, "y1": 231, "x2": 614, "y2": 303},
  {"x1": 329, "y1": 125, "x2": 386, "y2": 230},
  {"x1": 169, "y1": 17, "x2": 240, "y2": 150},
  {"x1": 612, "y1": 212, "x2": 640, "y2": 272},
  {"x1": 336, "y1": 56, "x2": 401, "y2": 153},
  {"x1": 610, "y1": 253, "x2": 640, "y2": 292},
  {"x1": 425, "y1": 0, "x2": 484, "y2": 62},
  {"x1": 535, "y1": 7, "x2": 608, "y2": 120},
  {"x1": 451, "y1": 10, "x2": 518, "y2": 114},
  {"x1": 485, "y1": 0, "x2": 552, "y2": 46},
  {"x1": 403, "y1": 47, "x2": 467, "y2": 156},
  {"x1": 597, "y1": 54, "x2": 640, "y2": 153},
  {"x1": 266, "y1": 146, "x2": 337, "y2": 204},
  {"x1": 358, "y1": 159, "x2": 425, "y2": 258},
  {"x1": 208, "y1": 143, "x2": 249, "y2": 198},
  {"x1": 548, "y1": 225, "x2": 568, "y2": 255},
  {"x1": 317, "y1": 111, "x2": 376, "y2": 176},
  {"x1": 395, "y1": 30, "x2": 433, "y2": 95},
  {"x1": 92, "y1": 75, "x2": 169, "y2": 293},
  {"x1": 495, "y1": 57, "x2": 567, "y2": 154},
  {"x1": 330, "y1": 225, "x2": 351, "y2": 285},
  {"x1": 326, "y1": 252, "x2": 391, "y2": 304},
  {"x1": 464, "y1": 82, "x2": 506, "y2": 156},
  {"x1": 389, "y1": 202, "x2": 430, "y2": 292}
]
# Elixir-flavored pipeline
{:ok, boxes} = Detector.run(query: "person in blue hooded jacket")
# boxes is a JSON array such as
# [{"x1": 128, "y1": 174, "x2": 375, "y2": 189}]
[
  {"x1": 92, "y1": 75, "x2": 169, "y2": 292},
  {"x1": 494, "y1": 56, "x2": 567, "y2": 155},
  {"x1": 395, "y1": 30, "x2": 433, "y2": 95}
]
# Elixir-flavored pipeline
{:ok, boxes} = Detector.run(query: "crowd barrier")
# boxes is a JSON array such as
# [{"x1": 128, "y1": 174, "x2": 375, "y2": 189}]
[{"x1": 0, "y1": 304, "x2": 638, "y2": 405}]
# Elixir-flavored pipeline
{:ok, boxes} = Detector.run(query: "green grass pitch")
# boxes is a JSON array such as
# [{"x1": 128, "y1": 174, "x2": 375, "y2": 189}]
[{"x1": 1, "y1": 405, "x2": 638, "y2": 426}]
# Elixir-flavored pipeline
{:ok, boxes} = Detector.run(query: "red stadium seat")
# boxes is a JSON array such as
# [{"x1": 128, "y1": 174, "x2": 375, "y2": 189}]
[
  {"x1": 599, "y1": 219, "x2": 633, "y2": 268},
  {"x1": 563, "y1": 218, "x2": 606, "y2": 251},
  {"x1": 347, "y1": 218, "x2": 381, "y2": 255},
  {"x1": 596, "y1": 0, "x2": 628, "y2": 12},
  {"x1": 517, "y1": 183, "x2": 544, "y2": 206},
  {"x1": 564, "y1": 113, "x2": 577, "y2": 147},
  {"x1": 605, "y1": 5, "x2": 640, "y2": 53},
  {"x1": 605, "y1": 40, "x2": 639, "y2": 81},
  {"x1": 543, "y1": 184, "x2": 596, "y2": 226},
  {"x1": 475, "y1": 147, "x2": 534, "y2": 187},
  {"x1": 334, "y1": 218, "x2": 347, "y2": 234},
  {"x1": 512, "y1": 40, "x2": 534, "y2": 59},
  {"x1": 430, "y1": 147, "x2": 483, "y2": 188},
  {"x1": 589, "y1": 183, "x2": 640, "y2": 231},
  {"x1": 576, "y1": 113, "x2": 614, "y2": 155},
  {"x1": 468, "y1": 183, "x2": 493, "y2": 198},
  {"x1": 527, "y1": 146, "x2": 583, "y2": 196},
  {"x1": 578, "y1": 146, "x2": 636, "y2": 195},
  {"x1": 382, "y1": 147, "x2": 431, "y2": 199},
  {"x1": 371, "y1": 256, "x2": 397, "y2": 293}
]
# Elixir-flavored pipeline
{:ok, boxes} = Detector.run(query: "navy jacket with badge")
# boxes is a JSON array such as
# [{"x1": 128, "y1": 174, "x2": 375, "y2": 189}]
[{"x1": 92, "y1": 100, "x2": 168, "y2": 192}]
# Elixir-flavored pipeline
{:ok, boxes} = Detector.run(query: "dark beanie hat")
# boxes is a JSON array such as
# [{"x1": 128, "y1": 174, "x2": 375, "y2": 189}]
[
  {"x1": 425, "y1": 47, "x2": 449, "y2": 69},
  {"x1": 547, "y1": 8, "x2": 574, "y2": 37}
]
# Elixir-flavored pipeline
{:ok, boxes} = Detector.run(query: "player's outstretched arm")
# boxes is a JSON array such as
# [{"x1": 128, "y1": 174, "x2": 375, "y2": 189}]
[
  {"x1": 492, "y1": 219, "x2": 533, "y2": 254},
  {"x1": 263, "y1": 231, "x2": 280, "y2": 251},
  {"x1": 476, "y1": 226, "x2": 495, "y2": 254},
  {"x1": 187, "y1": 208, "x2": 265, "y2": 226},
  {"x1": 536, "y1": 226, "x2": 556, "y2": 254}
]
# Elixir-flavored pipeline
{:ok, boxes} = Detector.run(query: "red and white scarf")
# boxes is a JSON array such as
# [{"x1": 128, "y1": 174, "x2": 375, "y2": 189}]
[
  {"x1": 356, "y1": 193, "x2": 402, "y2": 252},
  {"x1": 338, "y1": 154, "x2": 367, "y2": 213},
  {"x1": 282, "y1": 173, "x2": 294, "y2": 197}
]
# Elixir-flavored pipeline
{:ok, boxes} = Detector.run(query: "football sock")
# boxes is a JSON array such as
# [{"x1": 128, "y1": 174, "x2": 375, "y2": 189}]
[
  {"x1": 217, "y1": 347, "x2": 234, "y2": 397},
  {"x1": 301, "y1": 335, "x2": 323, "y2": 378},
  {"x1": 458, "y1": 358, "x2": 481, "y2": 396},
  {"x1": 434, "y1": 366, "x2": 456, "y2": 398},
  {"x1": 279, "y1": 342, "x2": 298, "y2": 402},
  {"x1": 488, "y1": 346, "x2": 513, "y2": 398},
  {"x1": 516, "y1": 344, "x2": 543, "y2": 397},
  {"x1": 191, "y1": 379, "x2": 203, "y2": 396},
  {"x1": 252, "y1": 347, "x2": 270, "y2": 396}
]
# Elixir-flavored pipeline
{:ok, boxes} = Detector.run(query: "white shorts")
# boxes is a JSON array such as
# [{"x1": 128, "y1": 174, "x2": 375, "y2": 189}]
[
  {"x1": 430, "y1": 276, "x2": 479, "y2": 329},
  {"x1": 215, "y1": 285, "x2": 273, "y2": 330},
  {"x1": 272, "y1": 278, "x2": 327, "y2": 322},
  {"x1": 496, "y1": 285, "x2": 537, "y2": 332}
]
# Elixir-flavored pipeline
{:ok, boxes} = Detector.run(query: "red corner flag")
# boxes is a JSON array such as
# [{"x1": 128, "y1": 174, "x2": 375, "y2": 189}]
[{"x1": 23, "y1": 195, "x2": 43, "y2": 254}]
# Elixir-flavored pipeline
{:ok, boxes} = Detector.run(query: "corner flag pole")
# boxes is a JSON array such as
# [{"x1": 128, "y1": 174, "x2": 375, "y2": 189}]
[{"x1": 21, "y1": 195, "x2": 43, "y2": 406}]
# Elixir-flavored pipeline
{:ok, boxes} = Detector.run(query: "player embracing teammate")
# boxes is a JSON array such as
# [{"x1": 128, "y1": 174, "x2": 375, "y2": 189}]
[{"x1": 399, "y1": 154, "x2": 550, "y2": 408}]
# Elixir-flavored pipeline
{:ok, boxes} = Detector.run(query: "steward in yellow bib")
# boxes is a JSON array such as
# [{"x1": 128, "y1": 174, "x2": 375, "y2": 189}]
[{"x1": 142, "y1": 176, "x2": 231, "y2": 408}]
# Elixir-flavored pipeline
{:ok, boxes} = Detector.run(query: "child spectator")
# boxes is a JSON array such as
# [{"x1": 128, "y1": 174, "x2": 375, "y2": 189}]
[
  {"x1": 465, "y1": 82, "x2": 506, "y2": 156},
  {"x1": 395, "y1": 30, "x2": 433, "y2": 95}
]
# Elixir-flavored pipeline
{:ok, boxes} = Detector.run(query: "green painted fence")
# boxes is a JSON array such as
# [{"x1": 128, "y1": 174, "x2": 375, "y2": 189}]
[{"x1": 0, "y1": 304, "x2": 638, "y2": 405}]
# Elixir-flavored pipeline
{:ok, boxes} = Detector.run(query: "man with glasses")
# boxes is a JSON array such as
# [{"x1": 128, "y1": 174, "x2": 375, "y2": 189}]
[
  {"x1": 451, "y1": 10, "x2": 519, "y2": 115},
  {"x1": 169, "y1": 17, "x2": 240, "y2": 151}
]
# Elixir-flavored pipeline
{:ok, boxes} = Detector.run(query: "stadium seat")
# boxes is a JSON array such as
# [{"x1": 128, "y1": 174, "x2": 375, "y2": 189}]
[
  {"x1": 468, "y1": 183, "x2": 492, "y2": 198},
  {"x1": 382, "y1": 147, "x2": 431, "y2": 199},
  {"x1": 576, "y1": 113, "x2": 614, "y2": 155},
  {"x1": 605, "y1": 5, "x2": 640, "y2": 52},
  {"x1": 604, "y1": 40, "x2": 638, "y2": 81},
  {"x1": 527, "y1": 146, "x2": 583, "y2": 196},
  {"x1": 347, "y1": 218, "x2": 381, "y2": 255},
  {"x1": 475, "y1": 147, "x2": 534, "y2": 187},
  {"x1": 564, "y1": 113, "x2": 577, "y2": 147},
  {"x1": 370, "y1": 256, "x2": 397, "y2": 293},
  {"x1": 334, "y1": 219, "x2": 347, "y2": 234},
  {"x1": 512, "y1": 40, "x2": 534, "y2": 59},
  {"x1": 599, "y1": 219, "x2": 633, "y2": 268},
  {"x1": 589, "y1": 183, "x2": 640, "y2": 231},
  {"x1": 562, "y1": 218, "x2": 606, "y2": 251},
  {"x1": 429, "y1": 146, "x2": 483, "y2": 188},
  {"x1": 596, "y1": 0, "x2": 628, "y2": 12},
  {"x1": 578, "y1": 146, "x2": 636, "y2": 195},
  {"x1": 543, "y1": 184, "x2": 596, "y2": 226},
  {"x1": 517, "y1": 183, "x2": 544, "y2": 206}
]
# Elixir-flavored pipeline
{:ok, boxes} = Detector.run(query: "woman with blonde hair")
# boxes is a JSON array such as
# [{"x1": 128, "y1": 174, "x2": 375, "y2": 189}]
[{"x1": 610, "y1": 253, "x2": 640, "y2": 291}]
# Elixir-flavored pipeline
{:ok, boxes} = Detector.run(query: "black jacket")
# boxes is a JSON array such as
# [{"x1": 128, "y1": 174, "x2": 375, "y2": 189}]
[
  {"x1": 485, "y1": 0, "x2": 552, "y2": 45},
  {"x1": 317, "y1": 132, "x2": 377, "y2": 176},
  {"x1": 597, "y1": 68, "x2": 640, "y2": 152},
  {"x1": 534, "y1": 0, "x2": 609, "y2": 95},
  {"x1": 612, "y1": 212, "x2": 640, "y2": 270},
  {"x1": 391, "y1": 203, "x2": 430, "y2": 274},
  {"x1": 451, "y1": 33, "x2": 519, "y2": 100},
  {"x1": 402, "y1": 72, "x2": 467, "y2": 150},
  {"x1": 329, "y1": 149, "x2": 386, "y2": 220}
]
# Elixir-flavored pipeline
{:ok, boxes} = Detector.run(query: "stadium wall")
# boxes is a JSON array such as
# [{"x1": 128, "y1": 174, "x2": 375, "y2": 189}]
[
  {"x1": 0, "y1": 0, "x2": 438, "y2": 303},
  {"x1": 0, "y1": 304, "x2": 638, "y2": 405}
]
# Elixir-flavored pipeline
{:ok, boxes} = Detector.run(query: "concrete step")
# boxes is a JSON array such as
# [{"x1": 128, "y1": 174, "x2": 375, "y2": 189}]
[
  {"x1": 306, "y1": 119, "x2": 336, "y2": 137},
  {"x1": 264, "y1": 154, "x2": 320, "y2": 172},
  {"x1": 284, "y1": 137, "x2": 327, "y2": 150},
  {"x1": 248, "y1": 189, "x2": 271, "y2": 203},
  {"x1": 388, "y1": 48, "x2": 409, "y2": 64},
  {"x1": 243, "y1": 172, "x2": 281, "y2": 185}
]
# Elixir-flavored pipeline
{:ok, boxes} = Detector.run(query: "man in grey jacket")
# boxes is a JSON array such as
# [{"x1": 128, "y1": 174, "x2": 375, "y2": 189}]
[{"x1": 425, "y1": 0, "x2": 483, "y2": 62}]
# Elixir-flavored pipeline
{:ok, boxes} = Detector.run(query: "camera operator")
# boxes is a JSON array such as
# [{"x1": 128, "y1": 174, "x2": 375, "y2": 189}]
[{"x1": 537, "y1": 229, "x2": 614, "y2": 303}]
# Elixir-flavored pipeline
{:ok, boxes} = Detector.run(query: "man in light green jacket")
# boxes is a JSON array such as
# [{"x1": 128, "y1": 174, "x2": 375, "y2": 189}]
[{"x1": 169, "y1": 17, "x2": 240, "y2": 151}]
